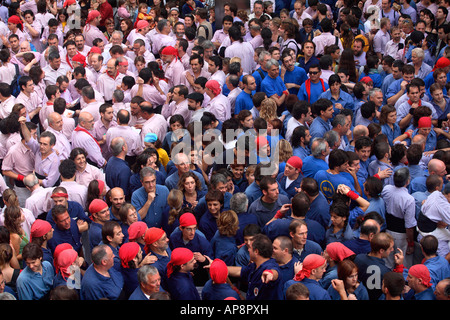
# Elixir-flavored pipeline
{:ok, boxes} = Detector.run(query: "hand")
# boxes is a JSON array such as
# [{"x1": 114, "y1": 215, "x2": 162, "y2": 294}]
[
  {"x1": 136, "y1": 77, "x2": 144, "y2": 85},
  {"x1": 331, "y1": 279, "x2": 346, "y2": 293},
  {"x1": 346, "y1": 165, "x2": 357, "y2": 177},
  {"x1": 377, "y1": 167, "x2": 393, "y2": 179},
  {"x1": 294, "y1": 261, "x2": 303, "y2": 275},
  {"x1": 193, "y1": 252, "x2": 206, "y2": 263},
  {"x1": 261, "y1": 270, "x2": 275, "y2": 283},
  {"x1": 77, "y1": 220, "x2": 89, "y2": 233},
  {"x1": 400, "y1": 80, "x2": 408, "y2": 91},
  {"x1": 337, "y1": 184, "x2": 351, "y2": 195},
  {"x1": 147, "y1": 192, "x2": 155, "y2": 204},
  {"x1": 141, "y1": 253, "x2": 158, "y2": 265},
  {"x1": 335, "y1": 103, "x2": 343, "y2": 110},
  {"x1": 394, "y1": 248, "x2": 404, "y2": 265}
]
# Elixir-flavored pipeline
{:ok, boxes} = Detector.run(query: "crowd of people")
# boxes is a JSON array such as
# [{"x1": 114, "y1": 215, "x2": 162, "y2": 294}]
[{"x1": 0, "y1": 0, "x2": 448, "y2": 302}]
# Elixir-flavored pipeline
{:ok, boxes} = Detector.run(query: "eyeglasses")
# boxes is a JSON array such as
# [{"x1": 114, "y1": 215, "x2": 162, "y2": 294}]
[{"x1": 309, "y1": 71, "x2": 319, "y2": 75}]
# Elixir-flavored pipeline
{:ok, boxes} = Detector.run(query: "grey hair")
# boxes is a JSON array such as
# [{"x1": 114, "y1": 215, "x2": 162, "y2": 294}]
[
  {"x1": 393, "y1": 167, "x2": 410, "y2": 188},
  {"x1": 23, "y1": 173, "x2": 39, "y2": 188},
  {"x1": 265, "y1": 58, "x2": 279, "y2": 70},
  {"x1": 323, "y1": 130, "x2": 340, "y2": 149},
  {"x1": 111, "y1": 30, "x2": 123, "y2": 38},
  {"x1": 259, "y1": 50, "x2": 270, "y2": 63},
  {"x1": 201, "y1": 40, "x2": 214, "y2": 50},
  {"x1": 40, "y1": 131, "x2": 56, "y2": 146},
  {"x1": 137, "y1": 265, "x2": 159, "y2": 284},
  {"x1": 412, "y1": 47, "x2": 424, "y2": 59},
  {"x1": 368, "y1": 88, "x2": 382, "y2": 98},
  {"x1": 210, "y1": 173, "x2": 227, "y2": 187},
  {"x1": 229, "y1": 192, "x2": 248, "y2": 214},
  {"x1": 311, "y1": 138, "x2": 328, "y2": 158},
  {"x1": 110, "y1": 137, "x2": 126, "y2": 156},
  {"x1": 331, "y1": 114, "x2": 347, "y2": 128},
  {"x1": 140, "y1": 166, "x2": 156, "y2": 181},
  {"x1": 91, "y1": 244, "x2": 109, "y2": 265}
]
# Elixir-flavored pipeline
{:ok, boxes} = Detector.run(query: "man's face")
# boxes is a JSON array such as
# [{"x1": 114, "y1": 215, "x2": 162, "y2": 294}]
[
  {"x1": 330, "y1": 81, "x2": 341, "y2": 95},
  {"x1": 431, "y1": 88, "x2": 444, "y2": 102},
  {"x1": 353, "y1": 41, "x2": 363, "y2": 56},
  {"x1": 94, "y1": 206, "x2": 110, "y2": 223},
  {"x1": 110, "y1": 189, "x2": 125, "y2": 210},
  {"x1": 418, "y1": 126, "x2": 431, "y2": 137},
  {"x1": 370, "y1": 92, "x2": 384, "y2": 107},
  {"x1": 51, "y1": 114, "x2": 64, "y2": 132},
  {"x1": 391, "y1": 66, "x2": 402, "y2": 80},
  {"x1": 207, "y1": 60, "x2": 218, "y2": 74},
  {"x1": 190, "y1": 58, "x2": 202, "y2": 73},
  {"x1": 263, "y1": 182, "x2": 279, "y2": 202},
  {"x1": 223, "y1": 20, "x2": 233, "y2": 31},
  {"x1": 142, "y1": 174, "x2": 157, "y2": 193},
  {"x1": 224, "y1": 5, "x2": 232, "y2": 16},
  {"x1": 110, "y1": 226, "x2": 124, "y2": 246},
  {"x1": 309, "y1": 67, "x2": 321, "y2": 82},
  {"x1": 39, "y1": 136, "x2": 53, "y2": 155},
  {"x1": 282, "y1": 55, "x2": 295, "y2": 71},
  {"x1": 143, "y1": 273, "x2": 161, "y2": 293},
  {"x1": 118, "y1": 61, "x2": 129, "y2": 74},
  {"x1": 67, "y1": 44, "x2": 78, "y2": 58},
  {"x1": 82, "y1": 114, "x2": 94, "y2": 130},
  {"x1": 55, "y1": 211, "x2": 71, "y2": 231},
  {"x1": 25, "y1": 258, "x2": 43, "y2": 273},
  {"x1": 272, "y1": 238, "x2": 285, "y2": 263},
  {"x1": 284, "y1": 162, "x2": 299, "y2": 179},
  {"x1": 246, "y1": 76, "x2": 257, "y2": 92},
  {"x1": 392, "y1": 29, "x2": 401, "y2": 42},
  {"x1": 207, "y1": 200, "x2": 221, "y2": 216},
  {"x1": 303, "y1": 42, "x2": 315, "y2": 57},
  {"x1": 407, "y1": 86, "x2": 421, "y2": 103},
  {"x1": 254, "y1": 3, "x2": 264, "y2": 15},
  {"x1": 181, "y1": 225, "x2": 196, "y2": 241},
  {"x1": 403, "y1": 72, "x2": 415, "y2": 83},
  {"x1": 204, "y1": 47, "x2": 214, "y2": 60},
  {"x1": 322, "y1": 105, "x2": 334, "y2": 119},
  {"x1": 107, "y1": 61, "x2": 117, "y2": 76},
  {"x1": 50, "y1": 57, "x2": 62, "y2": 70},
  {"x1": 290, "y1": 224, "x2": 308, "y2": 246}
]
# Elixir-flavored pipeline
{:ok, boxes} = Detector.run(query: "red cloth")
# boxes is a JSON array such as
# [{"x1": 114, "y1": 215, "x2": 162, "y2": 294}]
[
  {"x1": 56, "y1": 249, "x2": 78, "y2": 280},
  {"x1": 210, "y1": 259, "x2": 228, "y2": 284},
  {"x1": 287, "y1": 156, "x2": 303, "y2": 170},
  {"x1": 255, "y1": 136, "x2": 269, "y2": 150},
  {"x1": 432, "y1": 57, "x2": 450, "y2": 71},
  {"x1": 144, "y1": 227, "x2": 165, "y2": 253},
  {"x1": 409, "y1": 264, "x2": 432, "y2": 287},
  {"x1": 136, "y1": 19, "x2": 149, "y2": 30},
  {"x1": 325, "y1": 242, "x2": 355, "y2": 262},
  {"x1": 98, "y1": 2, "x2": 113, "y2": 26},
  {"x1": 30, "y1": 219, "x2": 52, "y2": 242},
  {"x1": 8, "y1": 15, "x2": 23, "y2": 31},
  {"x1": 53, "y1": 243, "x2": 73, "y2": 271},
  {"x1": 89, "y1": 199, "x2": 108, "y2": 214},
  {"x1": 74, "y1": 126, "x2": 101, "y2": 148},
  {"x1": 97, "y1": 179, "x2": 105, "y2": 196},
  {"x1": 293, "y1": 254, "x2": 326, "y2": 281},
  {"x1": 128, "y1": 221, "x2": 148, "y2": 241},
  {"x1": 167, "y1": 248, "x2": 194, "y2": 278},
  {"x1": 418, "y1": 116, "x2": 432, "y2": 128},
  {"x1": 119, "y1": 242, "x2": 140, "y2": 268},
  {"x1": 63, "y1": 0, "x2": 76, "y2": 7},
  {"x1": 179, "y1": 212, "x2": 197, "y2": 227},
  {"x1": 86, "y1": 10, "x2": 101, "y2": 24},
  {"x1": 161, "y1": 46, "x2": 179, "y2": 58},
  {"x1": 360, "y1": 76, "x2": 373, "y2": 84},
  {"x1": 72, "y1": 53, "x2": 87, "y2": 67},
  {"x1": 205, "y1": 80, "x2": 221, "y2": 96}
]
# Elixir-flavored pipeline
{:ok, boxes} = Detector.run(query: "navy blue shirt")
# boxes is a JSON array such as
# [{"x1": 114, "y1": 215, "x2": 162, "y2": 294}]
[
  {"x1": 169, "y1": 230, "x2": 213, "y2": 258},
  {"x1": 165, "y1": 271, "x2": 200, "y2": 300},
  {"x1": 354, "y1": 253, "x2": 392, "y2": 300},
  {"x1": 105, "y1": 156, "x2": 132, "y2": 196},
  {"x1": 80, "y1": 264, "x2": 124, "y2": 300},
  {"x1": 131, "y1": 185, "x2": 170, "y2": 228},
  {"x1": 241, "y1": 258, "x2": 283, "y2": 300},
  {"x1": 201, "y1": 280, "x2": 241, "y2": 300},
  {"x1": 47, "y1": 219, "x2": 83, "y2": 254}
]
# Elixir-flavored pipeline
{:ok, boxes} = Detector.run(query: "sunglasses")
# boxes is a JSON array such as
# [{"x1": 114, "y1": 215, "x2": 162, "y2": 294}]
[{"x1": 309, "y1": 71, "x2": 319, "y2": 75}]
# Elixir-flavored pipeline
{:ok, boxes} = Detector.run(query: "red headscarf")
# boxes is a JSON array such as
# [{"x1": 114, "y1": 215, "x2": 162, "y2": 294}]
[
  {"x1": 86, "y1": 10, "x2": 101, "y2": 24},
  {"x1": 418, "y1": 116, "x2": 432, "y2": 128},
  {"x1": 89, "y1": 199, "x2": 108, "y2": 215},
  {"x1": 293, "y1": 254, "x2": 326, "y2": 281},
  {"x1": 8, "y1": 15, "x2": 23, "y2": 31},
  {"x1": 409, "y1": 264, "x2": 432, "y2": 287},
  {"x1": 325, "y1": 242, "x2": 355, "y2": 262},
  {"x1": 56, "y1": 248, "x2": 78, "y2": 280},
  {"x1": 205, "y1": 79, "x2": 221, "y2": 96},
  {"x1": 128, "y1": 221, "x2": 148, "y2": 241},
  {"x1": 432, "y1": 57, "x2": 450, "y2": 72},
  {"x1": 72, "y1": 53, "x2": 87, "y2": 67},
  {"x1": 166, "y1": 247, "x2": 194, "y2": 278},
  {"x1": 179, "y1": 212, "x2": 197, "y2": 227},
  {"x1": 53, "y1": 243, "x2": 73, "y2": 271},
  {"x1": 161, "y1": 46, "x2": 179, "y2": 59},
  {"x1": 144, "y1": 227, "x2": 165, "y2": 254},
  {"x1": 30, "y1": 219, "x2": 52, "y2": 242},
  {"x1": 210, "y1": 259, "x2": 228, "y2": 284},
  {"x1": 119, "y1": 242, "x2": 140, "y2": 269},
  {"x1": 287, "y1": 156, "x2": 303, "y2": 171}
]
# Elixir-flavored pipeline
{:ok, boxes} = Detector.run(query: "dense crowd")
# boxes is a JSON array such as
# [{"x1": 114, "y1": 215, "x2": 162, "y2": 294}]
[{"x1": 0, "y1": 0, "x2": 448, "y2": 302}]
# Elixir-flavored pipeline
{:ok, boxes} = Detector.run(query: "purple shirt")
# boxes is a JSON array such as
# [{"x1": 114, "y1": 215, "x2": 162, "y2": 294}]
[
  {"x1": 106, "y1": 125, "x2": 141, "y2": 157},
  {"x1": 140, "y1": 114, "x2": 168, "y2": 148},
  {"x1": 72, "y1": 129, "x2": 106, "y2": 168},
  {"x1": 75, "y1": 163, "x2": 107, "y2": 188},
  {"x1": 1, "y1": 141, "x2": 35, "y2": 176},
  {"x1": 26, "y1": 138, "x2": 61, "y2": 188},
  {"x1": 381, "y1": 185, "x2": 417, "y2": 229}
]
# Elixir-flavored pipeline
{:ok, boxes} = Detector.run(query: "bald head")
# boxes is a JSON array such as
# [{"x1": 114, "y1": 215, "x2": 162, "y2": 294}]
[
  {"x1": 353, "y1": 125, "x2": 369, "y2": 140},
  {"x1": 48, "y1": 112, "x2": 63, "y2": 131},
  {"x1": 428, "y1": 159, "x2": 446, "y2": 177},
  {"x1": 412, "y1": 134, "x2": 426, "y2": 150}
]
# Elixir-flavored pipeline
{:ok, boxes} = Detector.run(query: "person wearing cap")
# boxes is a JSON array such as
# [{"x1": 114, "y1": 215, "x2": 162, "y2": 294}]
[
  {"x1": 419, "y1": 235, "x2": 450, "y2": 291},
  {"x1": 201, "y1": 258, "x2": 241, "y2": 300},
  {"x1": 277, "y1": 156, "x2": 304, "y2": 199},
  {"x1": 409, "y1": 116, "x2": 439, "y2": 152},
  {"x1": 418, "y1": 182, "x2": 450, "y2": 258},
  {"x1": 80, "y1": 244, "x2": 125, "y2": 300},
  {"x1": 405, "y1": 264, "x2": 436, "y2": 300},
  {"x1": 165, "y1": 247, "x2": 200, "y2": 300},
  {"x1": 204, "y1": 79, "x2": 231, "y2": 122},
  {"x1": 424, "y1": 56, "x2": 450, "y2": 89},
  {"x1": 118, "y1": 241, "x2": 150, "y2": 298},
  {"x1": 143, "y1": 227, "x2": 171, "y2": 287},
  {"x1": 53, "y1": 248, "x2": 84, "y2": 291},
  {"x1": 131, "y1": 166, "x2": 170, "y2": 229},
  {"x1": 129, "y1": 20, "x2": 151, "y2": 51},
  {"x1": 82, "y1": 10, "x2": 108, "y2": 47},
  {"x1": 320, "y1": 242, "x2": 356, "y2": 290},
  {"x1": 168, "y1": 212, "x2": 213, "y2": 286},
  {"x1": 88, "y1": 199, "x2": 111, "y2": 250},
  {"x1": 254, "y1": 135, "x2": 271, "y2": 164},
  {"x1": 227, "y1": 233, "x2": 283, "y2": 300},
  {"x1": 160, "y1": 46, "x2": 185, "y2": 89},
  {"x1": 30, "y1": 219, "x2": 54, "y2": 265}
]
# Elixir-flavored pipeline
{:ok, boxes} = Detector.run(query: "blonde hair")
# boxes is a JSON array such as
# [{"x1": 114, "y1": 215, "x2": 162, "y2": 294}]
[
  {"x1": 275, "y1": 139, "x2": 293, "y2": 163},
  {"x1": 2, "y1": 189, "x2": 19, "y2": 207},
  {"x1": 217, "y1": 210, "x2": 239, "y2": 237},
  {"x1": 167, "y1": 189, "x2": 183, "y2": 225},
  {"x1": 259, "y1": 98, "x2": 278, "y2": 122}
]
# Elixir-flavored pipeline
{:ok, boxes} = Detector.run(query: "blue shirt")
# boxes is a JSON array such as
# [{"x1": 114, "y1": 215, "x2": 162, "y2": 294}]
[
  {"x1": 48, "y1": 219, "x2": 83, "y2": 254},
  {"x1": 359, "y1": 71, "x2": 383, "y2": 88},
  {"x1": 368, "y1": 160, "x2": 395, "y2": 187},
  {"x1": 354, "y1": 253, "x2": 391, "y2": 300},
  {"x1": 199, "y1": 210, "x2": 219, "y2": 241},
  {"x1": 381, "y1": 73, "x2": 395, "y2": 104},
  {"x1": 424, "y1": 256, "x2": 450, "y2": 290},
  {"x1": 381, "y1": 123, "x2": 402, "y2": 147},
  {"x1": 293, "y1": 146, "x2": 311, "y2": 160},
  {"x1": 314, "y1": 170, "x2": 357, "y2": 202},
  {"x1": 89, "y1": 221, "x2": 104, "y2": 250},
  {"x1": 210, "y1": 231, "x2": 238, "y2": 266},
  {"x1": 298, "y1": 56, "x2": 319, "y2": 74},
  {"x1": 234, "y1": 90, "x2": 254, "y2": 114},
  {"x1": 46, "y1": 200, "x2": 89, "y2": 227},
  {"x1": 166, "y1": 271, "x2": 200, "y2": 300},
  {"x1": 319, "y1": 89, "x2": 355, "y2": 117},
  {"x1": 284, "y1": 278, "x2": 331, "y2": 300},
  {"x1": 293, "y1": 239, "x2": 323, "y2": 262},
  {"x1": 201, "y1": 280, "x2": 241, "y2": 300},
  {"x1": 325, "y1": 222, "x2": 354, "y2": 246},
  {"x1": 306, "y1": 191, "x2": 330, "y2": 230},
  {"x1": 342, "y1": 237, "x2": 371, "y2": 255},
  {"x1": 241, "y1": 258, "x2": 283, "y2": 300},
  {"x1": 105, "y1": 156, "x2": 132, "y2": 196},
  {"x1": 165, "y1": 170, "x2": 207, "y2": 192},
  {"x1": 302, "y1": 155, "x2": 329, "y2": 178},
  {"x1": 327, "y1": 281, "x2": 369, "y2": 300},
  {"x1": 429, "y1": 95, "x2": 450, "y2": 120},
  {"x1": 283, "y1": 66, "x2": 307, "y2": 95},
  {"x1": 248, "y1": 194, "x2": 291, "y2": 227},
  {"x1": 261, "y1": 75, "x2": 287, "y2": 99},
  {"x1": 309, "y1": 116, "x2": 332, "y2": 141},
  {"x1": 169, "y1": 230, "x2": 213, "y2": 258},
  {"x1": 16, "y1": 261, "x2": 54, "y2": 300},
  {"x1": 298, "y1": 80, "x2": 329, "y2": 104},
  {"x1": 80, "y1": 264, "x2": 124, "y2": 300},
  {"x1": 131, "y1": 185, "x2": 170, "y2": 228},
  {"x1": 252, "y1": 67, "x2": 268, "y2": 93},
  {"x1": 277, "y1": 172, "x2": 303, "y2": 200},
  {"x1": 386, "y1": 78, "x2": 406, "y2": 101}
]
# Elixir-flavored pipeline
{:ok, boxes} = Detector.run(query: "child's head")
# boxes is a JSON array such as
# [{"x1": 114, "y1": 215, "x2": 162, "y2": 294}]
[
  {"x1": 245, "y1": 164, "x2": 256, "y2": 184},
  {"x1": 138, "y1": 3, "x2": 148, "y2": 13}
]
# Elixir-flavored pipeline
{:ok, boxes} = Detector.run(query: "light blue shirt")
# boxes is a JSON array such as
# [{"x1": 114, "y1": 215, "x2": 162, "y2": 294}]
[{"x1": 16, "y1": 261, "x2": 54, "y2": 300}]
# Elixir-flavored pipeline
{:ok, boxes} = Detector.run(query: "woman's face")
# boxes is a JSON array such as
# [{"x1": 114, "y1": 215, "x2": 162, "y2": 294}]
[
  {"x1": 387, "y1": 111, "x2": 397, "y2": 124},
  {"x1": 126, "y1": 208, "x2": 138, "y2": 225},
  {"x1": 346, "y1": 268, "x2": 359, "y2": 288},
  {"x1": 242, "y1": 115, "x2": 254, "y2": 128},
  {"x1": 74, "y1": 154, "x2": 86, "y2": 170},
  {"x1": 184, "y1": 176, "x2": 196, "y2": 193},
  {"x1": 120, "y1": 20, "x2": 128, "y2": 31}
]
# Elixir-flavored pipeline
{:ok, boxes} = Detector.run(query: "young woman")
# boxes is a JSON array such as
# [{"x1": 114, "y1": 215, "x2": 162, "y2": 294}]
[
  {"x1": 177, "y1": 171, "x2": 206, "y2": 210},
  {"x1": 210, "y1": 210, "x2": 239, "y2": 266},
  {"x1": 327, "y1": 259, "x2": 369, "y2": 300},
  {"x1": 3, "y1": 206, "x2": 28, "y2": 268}
]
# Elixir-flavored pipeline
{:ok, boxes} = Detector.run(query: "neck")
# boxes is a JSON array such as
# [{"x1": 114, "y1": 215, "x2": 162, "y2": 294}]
[
  {"x1": 254, "y1": 256, "x2": 269, "y2": 269},
  {"x1": 94, "y1": 265, "x2": 110, "y2": 277}
]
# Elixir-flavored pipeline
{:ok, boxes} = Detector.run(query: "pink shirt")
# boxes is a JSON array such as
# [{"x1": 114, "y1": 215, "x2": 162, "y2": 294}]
[
  {"x1": 83, "y1": 24, "x2": 108, "y2": 47},
  {"x1": 1, "y1": 141, "x2": 35, "y2": 176},
  {"x1": 59, "y1": 180, "x2": 88, "y2": 209},
  {"x1": 45, "y1": 126, "x2": 72, "y2": 161},
  {"x1": 105, "y1": 125, "x2": 141, "y2": 157},
  {"x1": 92, "y1": 119, "x2": 117, "y2": 161},
  {"x1": 96, "y1": 72, "x2": 125, "y2": 102},
  {"x1": 15, "y1": 91, "x2": 42, "y2": 117},
  {"x1": 163, "y1": 58, "x2": 185, "y2": 88},
  {"x1": 206, "y1": 94, "x2": 231, "y2": 122},
  {"x1": 129, "y1": 83, "x2": 166, "y2": 108},
  {"x1": 62, "y1": 115, "x2": 76, "y2": 142},
  {"x1": 26, "y1": 138, "x2": 61, "y2": 188},
  {"x1": 72, "y1": 129, "x2": 106, "y2": 168},
  {"x1": 25, "y1": 186, "x2": 53, "y2": 219},
  {"x1": 181, "y1": 69, "x2": 211, "y2": 94},
  {"x1": 0, "y1": 96, "x2": 16, "y2": 119},
  {"x1": 161, "y1": 99, "x2": 191, "y2": 125},
  {"x1": 75, "y1": 163, "x2": 107, "y2": 188},
  {"x1": 82, "y1": 101, "x2": 102, "y2": 122},
  {"x1": 140, "y1": 114, "x2": 168, "y2": 148},
  {"x1": 224, "y1": 41, "x2": 255, "y2": 74}
]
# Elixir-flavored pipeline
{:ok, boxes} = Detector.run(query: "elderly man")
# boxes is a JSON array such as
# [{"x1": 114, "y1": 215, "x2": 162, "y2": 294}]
[
  {"x1": 260, "y1": 58, "x2": 289, "y2": 107},
  {"x1": 97, "y1": 58, "x2": 125, "y2": 103},
  {"x1": 129, "y1": 265, "x2": 163, "y2": 300},
  {"x1": 165, "y1": 152, "x2": 208, "y2": 192},
  {"x1": 131, "y1": 167, "x2": 170, "y2": 228},
  {"x1": 45, "y1": 112, "x2": 71, "y2": 161},
  {"x1": 409, "y1": 47, "x2": 433, "y2": 79}
]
